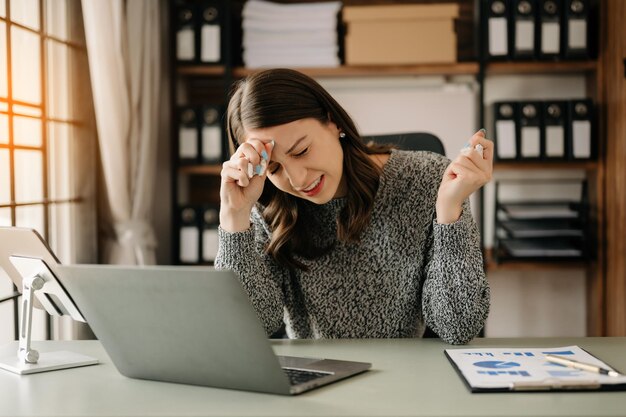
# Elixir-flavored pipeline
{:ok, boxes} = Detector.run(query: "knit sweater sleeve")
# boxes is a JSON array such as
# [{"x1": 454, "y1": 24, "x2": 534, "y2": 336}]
[
  {"x1": 419, "y1": 163, "x2": 490, "y2": 345},
  {"x1": 214, "y1": 206, "x2": 287, "y2": 336}
]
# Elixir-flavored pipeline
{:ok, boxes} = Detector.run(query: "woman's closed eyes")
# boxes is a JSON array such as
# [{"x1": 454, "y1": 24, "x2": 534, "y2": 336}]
[
  {"x1": 268, "y1": 146, "x2": 310, "y2": 175},
  {"x1": 293, "y1": 147, "x2": 309, "y2": 157}
]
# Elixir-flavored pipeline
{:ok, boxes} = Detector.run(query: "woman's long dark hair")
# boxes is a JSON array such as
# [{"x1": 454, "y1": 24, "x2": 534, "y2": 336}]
[{"x1": 226, "y1": 68, "x2": 391, "y2": 270}]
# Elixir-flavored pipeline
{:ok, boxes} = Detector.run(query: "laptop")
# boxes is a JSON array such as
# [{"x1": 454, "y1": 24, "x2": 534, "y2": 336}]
[{"x1": 55, "y1": 263, "x2": 371, "y2": 395}]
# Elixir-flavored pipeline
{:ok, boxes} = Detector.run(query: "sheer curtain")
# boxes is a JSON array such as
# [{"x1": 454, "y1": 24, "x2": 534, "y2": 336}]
[{"x1": 81, "y1": 0, "x2": 161, "y2": 265}]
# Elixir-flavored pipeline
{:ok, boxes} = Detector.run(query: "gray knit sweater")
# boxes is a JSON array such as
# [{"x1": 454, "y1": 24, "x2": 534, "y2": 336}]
[{"x1": 216, "y1": 150, "x2": 490, "y2": 344}]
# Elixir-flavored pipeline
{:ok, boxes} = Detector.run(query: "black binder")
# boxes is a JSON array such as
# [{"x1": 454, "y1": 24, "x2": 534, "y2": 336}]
[
  {"x1": 201, "y1": 206, "x2": 220, "y2": 263},
  {"x1": 178, "y1": 206, "x2": 200, "y2": 264},
  {"x1": 538, "y1": 0, "x2": 562, "y2": 60},
  {"x1": 562, "y1": 0, "x2": 590, "y2": 59},
  {"x1": 542, "y1": 101, "x2": 567, "y2": 159},
  {"x1": 567, "y1": 99, "x2": 594, "y2": 160},
  {"x1": 493, "y1": 102, "x2": 519, "y2": 160},
  {"x1": 484, "y1": 0, "x2": 510, "y2": 60},
  {"x1": 200, "y1": 105, "x2": 223, "y2": 164},
  {"x1": 198, "y1": 0, "x2": 223, "y2": 64},
  {"x1": 175, "y1": 0, "x2": 196, "y2": 63},
  {"x1": 518, "y1": 101, "x2": 542, "y2": 160},
  {"x1": 178, "y1": 106, "x2": 199, "y2": 165},
  {"x1": 511, "y1": 0, "x2": 538, "y2": 60}
]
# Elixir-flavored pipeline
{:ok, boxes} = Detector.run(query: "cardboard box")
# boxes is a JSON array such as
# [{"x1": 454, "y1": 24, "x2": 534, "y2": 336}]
[{"x1": 343, "y1": 4, "x2": 459, "y2": 65}]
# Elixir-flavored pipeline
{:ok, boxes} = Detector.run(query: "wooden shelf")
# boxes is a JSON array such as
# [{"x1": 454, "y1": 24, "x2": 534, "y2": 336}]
[
  {"x1": 178, "y1": 165, "x2": 222, "y2": 175},
  {"x1": 486, "y1": 61, "x2": 597, "y2": 75},
  {"x1": 178, "y1": 63, "x2": 480, "y2": 78},
  {"x1": 179, "y1": 162, "x2": 598, "y2": 176},
  {"x1": 177, "y1": 65, "x2": 226, "y2": 76},
  {"x1": 484, "y1": 249, "x2": 587, "y2": 272},
  {"x1": 236, "y1": 63, "x2": 480, "y2": 77},
  {"x1": 176, "y1": 61, "x2": 597, "y2": 78},
  {"x1": 494, "y1": 161, "x2": 599, "y2": 171},
  {"x1": 486, "y1": 259, "x2": 588, "y2": 272}
]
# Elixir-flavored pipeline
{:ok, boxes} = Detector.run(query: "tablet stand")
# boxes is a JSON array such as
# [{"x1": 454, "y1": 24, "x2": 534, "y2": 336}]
[{"x1": 0, "y1": 257, "x2": 98, "y2": 375}]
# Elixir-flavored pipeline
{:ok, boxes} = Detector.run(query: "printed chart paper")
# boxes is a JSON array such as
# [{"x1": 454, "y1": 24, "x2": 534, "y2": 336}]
[{"x1": 445, "y1": 345, "x2": 626, "y2": 391}]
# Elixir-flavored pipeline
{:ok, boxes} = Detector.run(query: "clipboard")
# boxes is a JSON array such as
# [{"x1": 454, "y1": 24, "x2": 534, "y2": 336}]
[{"x1": 445, "y1": 345, "x2": 626, "y2": 392}]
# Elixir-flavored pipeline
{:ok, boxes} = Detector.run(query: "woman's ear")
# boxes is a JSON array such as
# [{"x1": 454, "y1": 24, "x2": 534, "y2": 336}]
[{"x1": 325, "y1": 113, "x2": 340, "y2": 134}]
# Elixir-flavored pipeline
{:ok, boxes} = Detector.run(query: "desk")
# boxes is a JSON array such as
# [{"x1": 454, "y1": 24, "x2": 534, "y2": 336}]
[{"x1": 1, "y1": 338, "x2": 626, "y2": 417}]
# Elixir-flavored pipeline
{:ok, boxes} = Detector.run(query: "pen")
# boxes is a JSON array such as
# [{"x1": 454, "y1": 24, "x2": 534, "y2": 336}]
[{"x1": 545, "y1": 354, "x2": 620, "y2": 377}]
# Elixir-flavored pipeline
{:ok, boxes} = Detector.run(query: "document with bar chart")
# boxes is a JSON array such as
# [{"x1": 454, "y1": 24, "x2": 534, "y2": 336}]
[{"x1": 445, "y1": 345, "x2": 626, "y2": 392}]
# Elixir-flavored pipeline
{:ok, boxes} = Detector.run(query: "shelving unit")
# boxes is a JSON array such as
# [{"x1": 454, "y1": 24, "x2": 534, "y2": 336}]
[{"x1": 475, "y1": 1, "x2": 606, "y2": 337}]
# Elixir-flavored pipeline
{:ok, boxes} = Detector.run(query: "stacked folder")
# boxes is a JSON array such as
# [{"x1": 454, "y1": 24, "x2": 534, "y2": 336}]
[{"x1": 241, "y1": 0, "x2": 341, "y2": 68}]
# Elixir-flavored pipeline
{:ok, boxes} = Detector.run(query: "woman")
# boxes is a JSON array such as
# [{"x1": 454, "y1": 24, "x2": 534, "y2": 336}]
[{"x1": 216, "y1": 68, "x2": 492, "y2": 344}]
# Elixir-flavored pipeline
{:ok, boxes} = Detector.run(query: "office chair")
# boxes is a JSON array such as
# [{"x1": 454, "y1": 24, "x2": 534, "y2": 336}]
[{"x1": 363, "y1": 132, "x2": 446, "y2": 156}]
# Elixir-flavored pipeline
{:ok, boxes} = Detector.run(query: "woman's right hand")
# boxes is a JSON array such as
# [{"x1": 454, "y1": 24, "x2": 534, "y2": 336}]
[{"x1": 219, "y1": 139, "x2": 274, "y2": 232}]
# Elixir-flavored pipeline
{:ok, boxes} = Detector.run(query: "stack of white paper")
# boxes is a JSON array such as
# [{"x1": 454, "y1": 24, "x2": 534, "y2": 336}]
[{"x1": 242, "y1": 0, "x2": 341, "y2": 68}]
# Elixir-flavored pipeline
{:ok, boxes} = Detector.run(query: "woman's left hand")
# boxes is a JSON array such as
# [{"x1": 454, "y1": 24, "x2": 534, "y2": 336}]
[{"x1": 436, "y1": 130, "x2": 494, "y2": 224}]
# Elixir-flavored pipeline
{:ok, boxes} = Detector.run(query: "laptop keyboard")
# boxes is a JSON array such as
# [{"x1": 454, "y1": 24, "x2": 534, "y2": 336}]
[{"x1": 282, "y1": 367, "x2": 333, "y2": 386}]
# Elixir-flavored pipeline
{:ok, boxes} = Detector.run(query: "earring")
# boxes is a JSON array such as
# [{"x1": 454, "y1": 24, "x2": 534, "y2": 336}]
[{"x1": 339, "y1": 132, "x2": 346, "y2": 139}]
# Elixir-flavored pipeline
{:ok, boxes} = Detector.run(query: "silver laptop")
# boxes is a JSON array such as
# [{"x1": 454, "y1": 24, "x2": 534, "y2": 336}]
[
  {"x1": 0, "y1": 227, "x2": 370, "y2": 394},
  {"x1": 55, "y1": 263, "x2": 371, "y2": 395}
]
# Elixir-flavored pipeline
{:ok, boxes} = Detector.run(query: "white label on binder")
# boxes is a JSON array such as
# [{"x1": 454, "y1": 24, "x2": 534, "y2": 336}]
[
  {"x1": 541, "y1": 22, "x2": 560, "y2": 53},
  {"x1": 515, "y1": 21, "x2": 535, "y2": 52},
  {"x1": 201, "y1": 24, "x2": 220, "y2": 62},
  {"x1": 202, "y1": 229, "x2": 219, "y2": 262},
  {"x1": 180, "y1": 226, "x2": 199, "y2": 263},
  {"x1": 179, "y1": 127, "x2": 198, "y2": 158},
  {"x1": 568, "y1": 19, "x2": 587, "y2": 49},
  {"x1": 572, "y1": 120, "x2": 591, "y2": 158},
  {"x1": 521, "y1": 126, "x2": 540, "y2": 157},
  {"x1": 489, "y1": 18, "x2": 508, "y2": 56},
  {"x1": 496, "y1": 120, "x2": 516, "y2": 158},
  {"x1": 546, "y1": 126, "x2": 565, "y2": 157},
  {"x1": 202, "y1": 125, "x2": 222, "y2": 160},
  {"x1": 177, "y1": 27, "x2": 195, "y2": 61}
]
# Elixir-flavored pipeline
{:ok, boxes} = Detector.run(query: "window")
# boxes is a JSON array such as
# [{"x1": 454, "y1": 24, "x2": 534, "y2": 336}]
[{"x1": 0, "y1": 0, "x2": 97, "y2": 344}]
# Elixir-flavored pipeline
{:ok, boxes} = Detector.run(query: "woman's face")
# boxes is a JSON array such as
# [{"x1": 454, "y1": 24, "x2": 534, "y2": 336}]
[{"x1": 243, "y1": 118, "x2": 346, "y2": 204}]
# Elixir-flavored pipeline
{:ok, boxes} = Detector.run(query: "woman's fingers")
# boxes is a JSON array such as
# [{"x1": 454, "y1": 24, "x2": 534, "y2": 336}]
[
  {"x1": 457, "y1": 131, "x2": 494, "y2": 180},
  {"x1": 468, "y1": 131, "x2": 494, "y2": 165},
  {"x1": 222, "y1": 160, "x2": 250, "y2": 187},
  {"x1": 221, "y1": 137, "x2": 276, "y2": 198},
  {"x1": 232, "y1": 139, "x2": 273, "y2": 179},
  {"x1": 452, "y1": 158, "x2": 490, "y2": 187},
  {"x1": 234, "y1": 142, "x2": 262, "y2": 167}
]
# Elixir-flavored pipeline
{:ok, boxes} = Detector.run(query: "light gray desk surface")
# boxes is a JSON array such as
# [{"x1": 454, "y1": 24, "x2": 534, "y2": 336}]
[{"x1": 1, "y1": 337, "x2": 626, "y2": 417}]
